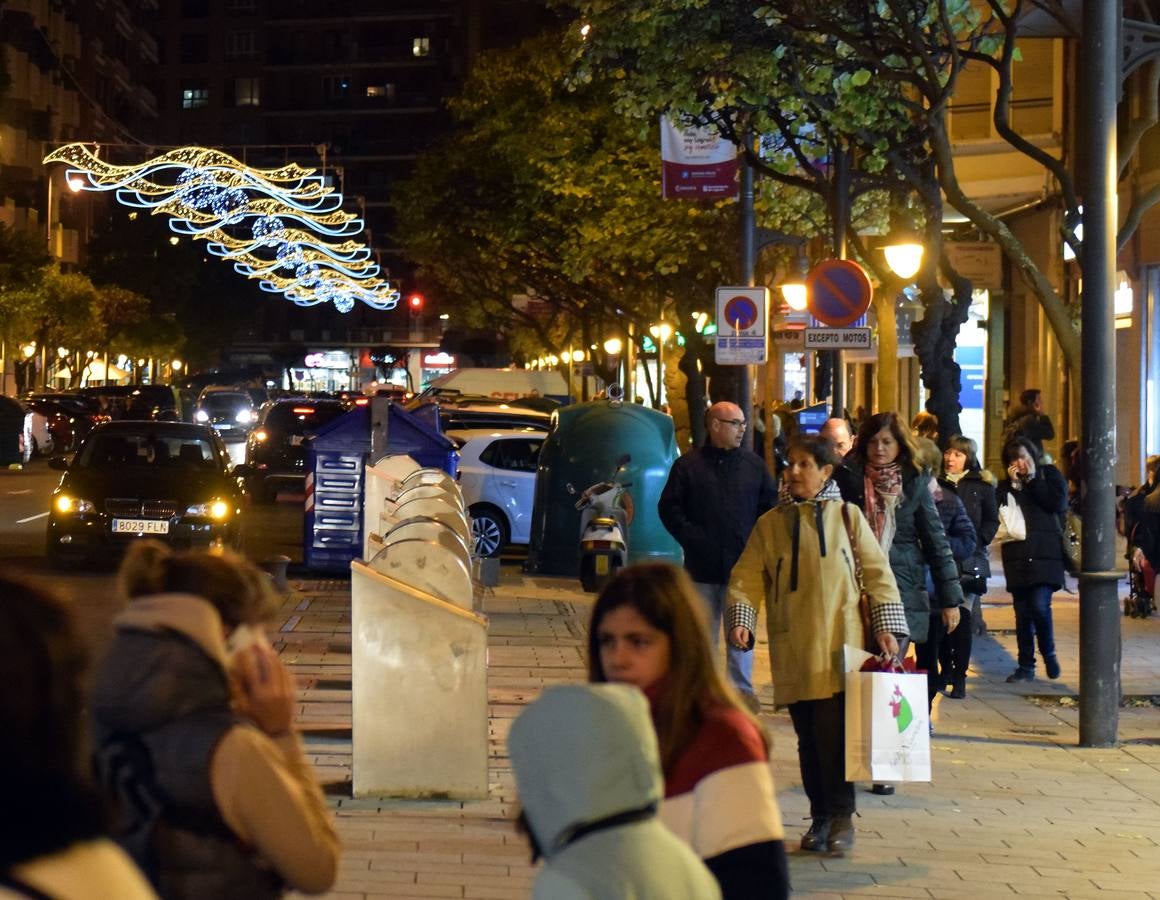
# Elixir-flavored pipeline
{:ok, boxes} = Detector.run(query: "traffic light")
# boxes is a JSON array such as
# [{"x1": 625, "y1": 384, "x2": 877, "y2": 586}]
[{"x1": 407, "y1": 293, "x2": 424, "y2": 319}]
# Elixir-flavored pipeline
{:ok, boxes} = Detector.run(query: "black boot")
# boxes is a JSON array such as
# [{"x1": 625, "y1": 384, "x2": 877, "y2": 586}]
[
  {"x1": 800, "y1": 817, "x2": 830, "y2": 852},
  {"x1": 827, "y1": 815, "x2": 855, "y2": 854},
  {"x1": 950, "y1": 676, "x2": 966, "y2": 699}
]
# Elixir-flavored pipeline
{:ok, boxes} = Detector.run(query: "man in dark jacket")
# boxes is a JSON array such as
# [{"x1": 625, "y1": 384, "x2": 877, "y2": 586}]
[
  {"x1": 659, "y1": 401, "x2": 777, "y2": 712},
  {"x1": 1003, "y1": 389, "x2": 1055, "y2": 458}
]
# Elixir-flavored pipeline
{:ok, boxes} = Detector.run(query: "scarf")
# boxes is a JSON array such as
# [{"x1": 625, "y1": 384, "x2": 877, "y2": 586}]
[
  {"x1": 864, "y1": 461, "x2": 903, "y2": 551},
  {"x1": 776, "y1": 477, "x2": 843, "y2": 506},
  {"x1": 943, "y1": 470, "x2": 966, "y2": 485}
]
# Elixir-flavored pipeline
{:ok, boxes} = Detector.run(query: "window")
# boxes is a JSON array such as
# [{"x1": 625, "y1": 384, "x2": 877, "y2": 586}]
[
  {"x1": 412, "y1": 36, "x2": 430, "y2": 58},
  {"x1": 181, "y1": 83, "x2": 209, "y2": 109},
  {"x1": 226, "y1": 30, "x2": 256, "y2": 60},
  {"x1": 366, "y1": 83, "x2": 396, "y2": 102},
  {"x1": 322, "y1": 75, "x2": 351, "y2": 101},
  {"x1": 179, "y1": 32, "x2": 209, "y2": 64},
  {"x1": 233, "y1": 77, "x2": 260, "y2": 107},
  {"x1": 480, "y1": 439, "x2": 544, "y2": 473}
]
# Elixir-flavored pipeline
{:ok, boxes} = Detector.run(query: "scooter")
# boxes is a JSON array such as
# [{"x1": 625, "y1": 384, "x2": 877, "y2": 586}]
[{"x1": 569, "y1": 454, "x2": 634, "y2": 593}]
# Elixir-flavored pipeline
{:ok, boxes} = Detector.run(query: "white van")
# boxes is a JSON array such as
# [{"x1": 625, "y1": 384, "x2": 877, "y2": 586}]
[{"x1": 414, "y1": 368, "x2": 569, "y2": 404}]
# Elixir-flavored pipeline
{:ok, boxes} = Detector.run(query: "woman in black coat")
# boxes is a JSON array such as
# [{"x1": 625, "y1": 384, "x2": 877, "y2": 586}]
[
  {"x1": 938, "y1": 436, "x2": 999, "y2": 697},
  {"x1": 835, "y1": 413, "x2": 963, "y2": 710},
  {"x1": 996, "y1": 437, "x2": 1068, "y2": 682}
]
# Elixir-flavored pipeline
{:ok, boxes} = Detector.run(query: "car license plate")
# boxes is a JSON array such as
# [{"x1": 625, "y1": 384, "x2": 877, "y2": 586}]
[
  {"x1": 113, "y1": 519, "x2": 170, "y2": 535},
  {"x1": 595, "y1": 555, "x2": 609, "y2": 575}
]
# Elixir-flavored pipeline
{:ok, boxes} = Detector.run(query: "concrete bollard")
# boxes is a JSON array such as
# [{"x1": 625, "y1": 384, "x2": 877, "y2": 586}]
[{"x1": 261, "y1": 554, "x2": 292, "y2": 593}]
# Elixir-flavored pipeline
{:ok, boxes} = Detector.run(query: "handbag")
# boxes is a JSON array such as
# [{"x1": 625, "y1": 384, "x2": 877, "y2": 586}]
[
  {"x1": 1061, "y1": 510, "x2": 1081, "y2": 576},
  {"x1": 994, "y1": 493, "x2": 1027, "y2": 544},
  {"x1": 844, "y1": 655, "x2": 931, "y2": 783},
  {"x1": 840, "y1": 503, "x2": 875, "y2": 651}
]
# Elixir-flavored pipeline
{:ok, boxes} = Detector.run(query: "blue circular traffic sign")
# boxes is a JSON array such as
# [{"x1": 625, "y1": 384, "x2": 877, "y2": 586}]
[
  {"x1": 806, "y1": 260, "x2": 873, "y2": 327},
  {"x1": 724, "y1": 295, "x2": 759, "y2": 331}
]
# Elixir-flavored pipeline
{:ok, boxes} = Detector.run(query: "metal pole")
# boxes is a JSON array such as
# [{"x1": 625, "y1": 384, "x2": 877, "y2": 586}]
[
  {"x1": 740, "y1": 146, "x2": 755, "y2": 450},
  {"x1": 45, "y1": 172, "x2": 54, "y2": 254},
  {"x1": 830, "y1": 145, "x2": 849, "y2": 419},
  {"x1": 1078, "y1": 0, "x2": 1121, "y2": 747}
]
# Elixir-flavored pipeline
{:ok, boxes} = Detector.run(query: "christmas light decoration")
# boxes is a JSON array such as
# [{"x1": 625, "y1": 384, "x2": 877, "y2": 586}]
[{"x1": 42, "y1": 143, "x2": 399, "y2": 312}]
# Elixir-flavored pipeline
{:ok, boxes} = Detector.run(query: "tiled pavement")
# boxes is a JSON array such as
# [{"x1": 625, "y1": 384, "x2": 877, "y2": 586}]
[{"x1": 276, "y1": 571, "x2": 1160, "y2": 900}]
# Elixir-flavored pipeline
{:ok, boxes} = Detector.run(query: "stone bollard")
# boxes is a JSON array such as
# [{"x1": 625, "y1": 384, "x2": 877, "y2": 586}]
[{"x1": 261, "y1": 554, "x2": 292, "y2": 594}]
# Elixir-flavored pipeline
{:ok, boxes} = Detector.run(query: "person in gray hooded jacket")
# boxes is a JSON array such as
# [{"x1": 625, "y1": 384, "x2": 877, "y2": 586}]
[{"x1": 508, "y1": 684, "x2": 721, "y2": 900}]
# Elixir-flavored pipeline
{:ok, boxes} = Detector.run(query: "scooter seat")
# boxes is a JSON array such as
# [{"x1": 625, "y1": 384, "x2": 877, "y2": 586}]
[{"x1": 590, "y1": 517, "x2": 619, "y2": 529}]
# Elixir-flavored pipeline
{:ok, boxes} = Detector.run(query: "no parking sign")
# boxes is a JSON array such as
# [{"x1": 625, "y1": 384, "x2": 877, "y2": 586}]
[{"x1": 715, "y1": 286, "x2": 768, "y2": 365}]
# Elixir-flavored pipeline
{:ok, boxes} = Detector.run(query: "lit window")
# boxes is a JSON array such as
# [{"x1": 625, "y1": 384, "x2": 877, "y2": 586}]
[
  {"x1": 412, "y1": 36, "x2": 430, "y2": 57},
  {"x1": 181, "y1": 86, "x2": 209, "y2": 109},
  {"x1": 366, "y1": 83, "x2": 396, "y2": 102},
  {"x1": 234, "y1": 77, "x2": 260, "y2": 107}
]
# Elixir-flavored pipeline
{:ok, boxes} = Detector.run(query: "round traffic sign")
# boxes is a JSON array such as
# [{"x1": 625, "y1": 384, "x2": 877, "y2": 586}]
[
  {"x1": 805, "y1": 259, "x2": 873, "y2": 327},
  {"x1": 723, "y1": 295, "x2": 759, "y2": 332}
]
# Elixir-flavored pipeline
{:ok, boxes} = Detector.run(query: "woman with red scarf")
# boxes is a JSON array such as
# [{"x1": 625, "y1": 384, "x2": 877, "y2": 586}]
[{"x1": 835, "y1": 412, "x2": 963, "y2": 746}]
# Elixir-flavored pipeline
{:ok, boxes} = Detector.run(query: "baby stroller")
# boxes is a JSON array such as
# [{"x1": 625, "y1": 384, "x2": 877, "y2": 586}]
[{"x1": 1125, "y1": 544, "x2": 1156, "y2": 618}]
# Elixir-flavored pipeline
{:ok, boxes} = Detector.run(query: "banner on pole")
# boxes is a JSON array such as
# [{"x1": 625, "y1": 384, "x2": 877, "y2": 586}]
[{"x1": 660, "y1": 116, "x2": 739, "y2": 200}]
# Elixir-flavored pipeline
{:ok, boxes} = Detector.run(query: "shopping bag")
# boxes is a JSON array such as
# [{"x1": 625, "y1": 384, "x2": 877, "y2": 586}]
[
  {"x1": 845, "y1": 667, "x2": 931, "y2": 783},
  {"x1": 993, "y1": 494, "x2": 1027, "y2": 545}
]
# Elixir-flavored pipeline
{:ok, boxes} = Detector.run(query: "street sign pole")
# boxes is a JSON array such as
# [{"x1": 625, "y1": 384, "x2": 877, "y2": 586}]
[
  {"x1": 740, "y1": 146, "x2": 756, "y2": 451},
  {"x1": 830, "y1": 145, "x2": 850, "y2": 419}
]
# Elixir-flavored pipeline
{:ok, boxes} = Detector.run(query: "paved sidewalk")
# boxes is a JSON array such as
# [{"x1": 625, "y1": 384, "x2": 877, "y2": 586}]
[{"x1": 277, "y1": 570, "x2": 1160, "y2": 900}]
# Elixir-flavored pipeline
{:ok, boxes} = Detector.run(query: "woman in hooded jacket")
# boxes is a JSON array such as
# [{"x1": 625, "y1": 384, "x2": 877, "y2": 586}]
[
  {"x1": 727, "y1": 435, "x2": 908, "y2": 857},
  {"x1": 588, "y1": 564, "x2": 789, "y2": 899},
  {"x1": 938, "y1": 435, "x2": 999, "y2": 694},
  {"x1": 89, "y1": 541, "x2": 339, "y2": 900},
  {"x1": 508, "y1": 684, "x2": 722, "y2": 900}
]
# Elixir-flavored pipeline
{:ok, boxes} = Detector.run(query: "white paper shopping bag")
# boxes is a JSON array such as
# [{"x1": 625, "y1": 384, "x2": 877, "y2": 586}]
[{"x1": 844, "y1": 668, "x2": 931, "y2": 783}]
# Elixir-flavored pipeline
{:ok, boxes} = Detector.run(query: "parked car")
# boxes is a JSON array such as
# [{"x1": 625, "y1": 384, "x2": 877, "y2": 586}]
[
  {"x1": 447, "y1": 428, "x2": 546, "y2": 557},
  {"x1": 245, "y1": 397, "x2": 347, "y2": 501},
  {"x1": 28, "y1": 397, "x2": 104, "y2": 452},
  {"x1": 25, "y1": 404, "x2": 54, "y2": 456},
  {"x1": 78, "y1": 384, "x2": 181, "y2": 421},
  {"x1": 193, "y1": 387, "x2": 257, "y2": 439},
  {"x1": 45, "y1": 421, "x2": 247, "y2": 567},
  {"x1": 411, "y1": 396, "x2": 553, "y2": 434}
]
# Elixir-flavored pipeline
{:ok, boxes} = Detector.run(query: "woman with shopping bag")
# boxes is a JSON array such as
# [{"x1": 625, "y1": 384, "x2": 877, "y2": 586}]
[
  {"x1": 998, "y1": 437, "x2": 1069, "y2": 682},
  {"x1": 727, "y1": 435, "x2": 908, "y2": 857}
]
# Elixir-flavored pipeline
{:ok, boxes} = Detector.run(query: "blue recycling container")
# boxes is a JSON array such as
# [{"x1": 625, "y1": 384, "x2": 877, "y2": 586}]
[{"x1": 303, "y1": 403, "x2": 457, "y2": 573}]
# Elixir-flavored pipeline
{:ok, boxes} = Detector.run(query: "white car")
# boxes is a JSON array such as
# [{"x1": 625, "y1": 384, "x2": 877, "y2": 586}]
[
  {"x1": 26, "y1": 406, "x2": 54, "y2": 456},
  {"x1": 447, "y1": 428, "x2": 545, "y2": 557}
]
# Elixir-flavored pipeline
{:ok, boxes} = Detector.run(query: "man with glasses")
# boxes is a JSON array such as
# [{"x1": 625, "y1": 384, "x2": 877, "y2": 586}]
[{"x1": 659, "y1": 401, "x2": 778, "y2": 713}]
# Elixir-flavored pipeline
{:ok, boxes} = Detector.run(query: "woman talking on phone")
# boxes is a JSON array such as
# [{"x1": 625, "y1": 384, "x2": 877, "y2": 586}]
[
  {"x1": 90, "y1": 542, "x2": 339, "y2": 899},
  {"x1": 997, "y1": 437, "x2": 1069, "y2": 683}
]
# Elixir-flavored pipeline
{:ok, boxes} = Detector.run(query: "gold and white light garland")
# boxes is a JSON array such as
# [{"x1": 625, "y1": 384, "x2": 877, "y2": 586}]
[{"x1": 43, "y1": 143, "x2": 399, "y2": 312}]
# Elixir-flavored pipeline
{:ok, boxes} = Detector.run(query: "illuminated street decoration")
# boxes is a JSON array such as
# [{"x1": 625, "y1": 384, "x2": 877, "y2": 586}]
[{"x1": 42, "y1": 143, "x2": 399, "y2": 311}]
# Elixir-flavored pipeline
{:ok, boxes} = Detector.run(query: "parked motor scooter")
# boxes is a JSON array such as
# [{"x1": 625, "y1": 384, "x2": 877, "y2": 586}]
[{"x1": 568, "y1": 454, "x2": 634, "y2": 592}]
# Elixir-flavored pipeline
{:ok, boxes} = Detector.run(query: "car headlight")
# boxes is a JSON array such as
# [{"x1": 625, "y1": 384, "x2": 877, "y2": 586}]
[
  {"x1": 54, "y1": 494, "x2": 95, "y2": 514},
  {"x1": 186, "y1": 499, "x2": 232, "y2": 520},
  {"x1": 195, "y1": 409, "x2": 209, "y2": 423},
  {"x1": 252, "y1": 429, "x2": 268, "y2": 443},
  {"x1": 235, "y1": 410, "x2": 253, "y2": 424}
]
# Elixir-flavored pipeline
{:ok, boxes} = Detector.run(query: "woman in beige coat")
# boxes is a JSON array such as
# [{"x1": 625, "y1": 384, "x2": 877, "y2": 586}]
[{"x1": 727, "y1": 435, "x2": 907, "y2": 857}]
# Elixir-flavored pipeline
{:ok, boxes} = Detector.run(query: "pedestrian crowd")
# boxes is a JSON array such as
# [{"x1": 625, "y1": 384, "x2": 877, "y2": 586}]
[{"x1": 1, "y1": 387, "x2": 1098, "y2": 900}]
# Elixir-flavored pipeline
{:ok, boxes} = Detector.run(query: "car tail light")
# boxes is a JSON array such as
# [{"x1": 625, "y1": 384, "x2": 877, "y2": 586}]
[{"x1": 292, "y1": 407, "x2": 315, "y2": 415}]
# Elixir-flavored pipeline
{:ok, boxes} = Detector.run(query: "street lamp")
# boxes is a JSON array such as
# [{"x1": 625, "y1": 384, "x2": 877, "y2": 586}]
[
  {"x1": 883, "y1": 226, "x2": 924, "y2": 281},
  {"x1": 780, "y1": 247, "x2": 810, "y2": 311}
]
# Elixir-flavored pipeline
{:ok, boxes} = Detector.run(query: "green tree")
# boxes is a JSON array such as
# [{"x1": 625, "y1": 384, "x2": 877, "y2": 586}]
[{"x1": 395, "y1": 30, "x2": 736, "y2": 410}]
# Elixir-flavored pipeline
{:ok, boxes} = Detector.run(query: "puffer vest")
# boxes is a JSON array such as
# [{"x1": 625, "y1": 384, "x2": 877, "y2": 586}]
[{"x1": 90, "y1": 627, "x2": 282, "y2": 900}]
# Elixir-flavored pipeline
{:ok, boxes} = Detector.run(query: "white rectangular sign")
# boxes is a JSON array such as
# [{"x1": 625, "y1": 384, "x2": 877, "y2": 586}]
[
  {"x1": 715, "y1": 286, "x2": 768, "y2": 365},
  {"x1": 804, "y1": 327, "x2": 873, "y2": 350}
]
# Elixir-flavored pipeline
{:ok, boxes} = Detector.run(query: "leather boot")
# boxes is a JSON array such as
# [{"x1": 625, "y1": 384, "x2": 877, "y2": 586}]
[
  {"x1": 827, "y1": 815, "x2": 855, "y2": 854},
  {"x1": 950, "y1": 676, "x2": 966, "y2": 699},
  {"x1": 800, "y1": 817, "x2": 830, "y2": 852}
]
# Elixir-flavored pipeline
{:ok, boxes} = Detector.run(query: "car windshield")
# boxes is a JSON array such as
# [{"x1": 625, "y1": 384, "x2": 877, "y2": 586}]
[
  {"x1": 263, "y1": 403, "x2": 345, "y2": 436},
  {"x1": 202, "y1": 393, "x2": 250, "y2": 413},
  {"x1": 78, "y1": 431, "x2": 220, "y2": 470}
]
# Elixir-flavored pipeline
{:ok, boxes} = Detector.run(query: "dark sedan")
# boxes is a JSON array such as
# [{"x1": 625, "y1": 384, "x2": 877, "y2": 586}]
[
  {"x1": 46, "y1": 421, "x2": 248, "y2": 567},
  {"x1": 245, "y1": 398, "x2": 346, "y2": 502}
]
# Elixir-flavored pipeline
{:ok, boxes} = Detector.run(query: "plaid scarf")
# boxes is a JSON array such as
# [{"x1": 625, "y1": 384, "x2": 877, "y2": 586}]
[{"x1": 864, "y1": 461, "x2": 903, "y2": 549}]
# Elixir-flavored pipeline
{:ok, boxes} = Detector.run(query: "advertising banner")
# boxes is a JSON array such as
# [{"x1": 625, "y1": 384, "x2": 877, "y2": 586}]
[{"x1": 660, "y1": 116, "x2": 739, "y2": 200}]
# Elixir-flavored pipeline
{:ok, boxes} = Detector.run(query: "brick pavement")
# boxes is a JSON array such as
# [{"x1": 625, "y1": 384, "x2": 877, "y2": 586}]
[{"x1": 277, "y1": 570, "x2": 1160, "y2": 900}]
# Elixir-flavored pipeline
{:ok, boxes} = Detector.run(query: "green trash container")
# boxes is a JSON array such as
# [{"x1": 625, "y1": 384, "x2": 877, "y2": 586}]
[{"x1": 526, "y1": 397, "x2": 683, "y2": 577}]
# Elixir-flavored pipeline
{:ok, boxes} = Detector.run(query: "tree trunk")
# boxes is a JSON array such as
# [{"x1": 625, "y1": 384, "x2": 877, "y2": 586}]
[
  {"x1": 680, "y1": 336, "x2": 708, "y2": 449},
  {"x1": 874, "y1": 290, "x2": 899, "y2": 414},
  {"x1": 910, "y1": 276, "x2": 973, "y2": 447},
  {"x1": 667, "y1": 343, "x2": 691, "y2": 449}
]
